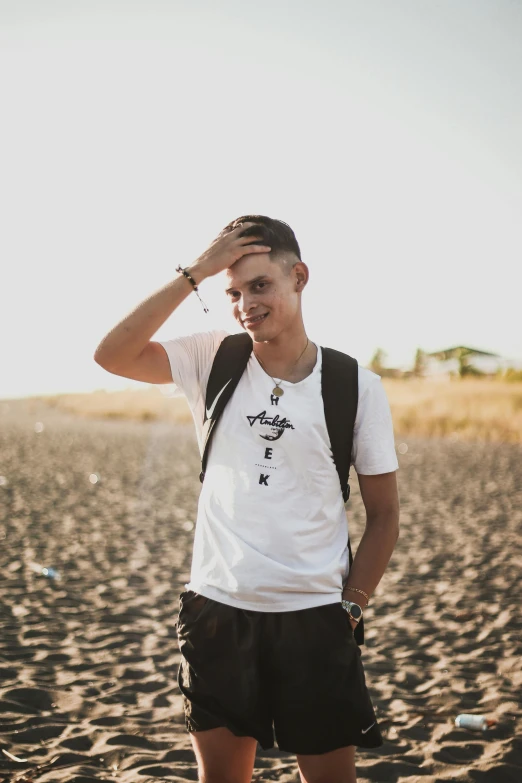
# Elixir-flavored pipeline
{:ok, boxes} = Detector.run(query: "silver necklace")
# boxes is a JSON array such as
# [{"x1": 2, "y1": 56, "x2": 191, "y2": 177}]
[{"x1": 255, "y1": 338, "x2": 310, "y2": 397}]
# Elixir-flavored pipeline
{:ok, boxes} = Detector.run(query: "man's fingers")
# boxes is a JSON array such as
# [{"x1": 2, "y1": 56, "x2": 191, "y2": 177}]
[
  {"x1": 231, "y1": 226, "x2": 270, "y2": 248},
  {"x1": 221, "y1": 221, "x2": 257, "y2": 236},
  {"x1": 239, "y1": 236, "x2": 267, "y2": 247},
  {"x1": 237, "y1": 224, "x2": 264, "y2": 240},
  {"x1": 240, "y1": 244, "x2": 271, "y2": 253},
  {"x1": 227, "y1": 244, "x2": 271, "y2": 267},
  {"x1": 219, "y1": 221, "x2": 271, "y2": 254},
  {"x1": 234, "y1": 221, "x2": 260, "y2": 230}
]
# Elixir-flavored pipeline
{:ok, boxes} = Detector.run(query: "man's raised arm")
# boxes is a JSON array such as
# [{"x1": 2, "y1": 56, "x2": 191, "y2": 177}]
[{"x1": 93, "y1": 223, "x2": 271, "y2": 384}]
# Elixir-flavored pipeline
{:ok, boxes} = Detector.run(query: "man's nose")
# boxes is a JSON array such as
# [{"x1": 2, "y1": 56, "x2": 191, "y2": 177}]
[{"x1": 238, "y1": 293, "x2": 255, "y2": 314}]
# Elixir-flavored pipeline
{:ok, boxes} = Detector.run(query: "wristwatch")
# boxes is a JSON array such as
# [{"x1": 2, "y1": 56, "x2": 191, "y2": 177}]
[{"x1": 341, "y1": 599, "x2": 363, "y2": 623}]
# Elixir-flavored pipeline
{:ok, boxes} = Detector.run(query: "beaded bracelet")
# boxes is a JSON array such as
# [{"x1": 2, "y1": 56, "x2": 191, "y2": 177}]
[{"x1": 176, "y1": 265, "x2": 209, "y2": 313}]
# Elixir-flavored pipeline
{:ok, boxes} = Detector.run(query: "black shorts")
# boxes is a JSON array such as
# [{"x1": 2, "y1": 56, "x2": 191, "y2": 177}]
[{"x1": 176, "y1": 590, "x2": 383, "y2": 755}]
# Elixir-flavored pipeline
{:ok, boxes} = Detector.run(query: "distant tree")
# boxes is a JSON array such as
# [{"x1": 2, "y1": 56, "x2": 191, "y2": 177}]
[
  {"x1": 413, "y1": 348, "x2": 426, "y2": 378},
  {"x1": 456, "y1": 348, "x2": 484, "y2": 377},
  {"x1": 369, "y1": 348, "x2": 386, "y2": 375}
]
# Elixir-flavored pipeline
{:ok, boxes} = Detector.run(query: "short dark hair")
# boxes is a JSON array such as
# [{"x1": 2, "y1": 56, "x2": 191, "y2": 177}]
[{"x1": 223, "y1": 214, "x2": 302, "y2": 261}]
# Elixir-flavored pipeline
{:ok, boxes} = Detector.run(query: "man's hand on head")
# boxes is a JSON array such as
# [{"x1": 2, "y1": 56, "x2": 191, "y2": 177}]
[{"x1": 189, "y1": 223, "x2": 271, "y2": 283}]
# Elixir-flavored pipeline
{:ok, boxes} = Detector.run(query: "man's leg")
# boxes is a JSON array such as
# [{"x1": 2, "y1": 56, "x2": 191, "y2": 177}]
[
  {"x1": 189, "y1": 726, "x2": 258, "y2": 783},
  {"x1": 296, "y1": 745, "x2": 357, "y2": 783},
  {"x1": 177, "y1": 594, "x2": 273, "y2": 780},
  {"x1": 267, "y1": 604, "x2": 381, "y2": 777}
]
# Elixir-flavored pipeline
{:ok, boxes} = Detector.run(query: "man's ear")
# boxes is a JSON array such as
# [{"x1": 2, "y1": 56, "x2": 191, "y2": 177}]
[{"x1": 294, "y1": 261, "x2": 309, "y2": 291}]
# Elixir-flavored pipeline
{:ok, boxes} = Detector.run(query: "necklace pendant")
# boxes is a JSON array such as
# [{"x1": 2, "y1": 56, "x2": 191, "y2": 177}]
[{"x1": 272, "y1": 386, "x2": 284, "y2": 397}]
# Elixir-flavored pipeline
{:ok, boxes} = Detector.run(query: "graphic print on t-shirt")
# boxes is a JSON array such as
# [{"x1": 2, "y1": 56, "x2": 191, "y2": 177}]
[
  {"x1": 255, "y1": 445, "x2": 276, "y2": 486},
  {"x1": 246, "y1": 395, "x2": 295, "y2": 485},
  {"x1": 246, "y1": 410, "x2": 295, "y2": 441}
]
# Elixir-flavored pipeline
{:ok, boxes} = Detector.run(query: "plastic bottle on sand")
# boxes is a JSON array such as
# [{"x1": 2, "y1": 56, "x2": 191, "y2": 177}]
[
  {"x1": 454, "y1": 714, "x2": 496, "y2": 731},
  {"x1": 29, "y1": 562, "x2": 61, "y2": 581}
]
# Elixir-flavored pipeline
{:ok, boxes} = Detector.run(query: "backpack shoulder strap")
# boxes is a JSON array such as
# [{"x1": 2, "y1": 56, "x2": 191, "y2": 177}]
[
  {"x1": 321, "y1": 346, "x2": 364, "y2": 645},
  {"x1": 320, "y1": 346, "x2": 359, "y2": 503},
  {"x1": 200, "y1": 332, "x2": 253, "y2": 482}
]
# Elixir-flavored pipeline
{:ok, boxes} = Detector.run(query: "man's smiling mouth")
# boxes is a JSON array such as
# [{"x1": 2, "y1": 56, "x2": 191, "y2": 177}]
[{"x1": 244, "y1": 313, "x2": 269, "y2": 326}]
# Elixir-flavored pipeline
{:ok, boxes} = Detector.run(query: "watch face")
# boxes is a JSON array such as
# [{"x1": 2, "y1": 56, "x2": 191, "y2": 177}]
[{"x1": 350, "y1": 604, "x2": 362, "y2": 620}]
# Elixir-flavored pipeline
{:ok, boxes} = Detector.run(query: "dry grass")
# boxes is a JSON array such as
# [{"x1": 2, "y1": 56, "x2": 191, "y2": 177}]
[
  {"x1": 383, "y1": 378, "x2": 522, "y2": 443},
  {"x1": 36, "y1": 386, "x2": 193, "y2": 424},
  {"x1": 29, "y1": 378, "x2": 522, "y2": 443}
]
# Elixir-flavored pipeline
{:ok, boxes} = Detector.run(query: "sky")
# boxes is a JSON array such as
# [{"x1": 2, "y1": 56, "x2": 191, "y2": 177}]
[{"x1": 1, "y1": 0, "x2": 521, "y2": 399}]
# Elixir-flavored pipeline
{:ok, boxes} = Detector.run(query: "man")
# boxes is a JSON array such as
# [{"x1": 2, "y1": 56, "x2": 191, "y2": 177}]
[{"x1": 94, "y1": 215, "x2": 400, "y2": 783}]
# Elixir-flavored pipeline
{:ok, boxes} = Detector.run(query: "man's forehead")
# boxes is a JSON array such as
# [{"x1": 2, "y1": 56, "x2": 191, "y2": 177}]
[{"x1": 224, "y1": 254, "x2": 276, "y2": 286}]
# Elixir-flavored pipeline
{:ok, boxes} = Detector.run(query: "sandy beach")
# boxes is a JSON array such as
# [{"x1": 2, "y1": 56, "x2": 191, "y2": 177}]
[{"x1": 0, "y1": 397, "x2": 520, "y2": 782}]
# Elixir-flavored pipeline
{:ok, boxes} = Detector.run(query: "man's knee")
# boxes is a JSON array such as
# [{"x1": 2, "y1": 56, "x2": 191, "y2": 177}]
[
  {"x1": 190, "y1": 726, "x2": 257, "y2": 783},
  {"x1": 297, "y1": 744, "x2": 357, "y2": 783},
  {"x1": 198, "y1": 761, "x2": 255, "y2": 783}
]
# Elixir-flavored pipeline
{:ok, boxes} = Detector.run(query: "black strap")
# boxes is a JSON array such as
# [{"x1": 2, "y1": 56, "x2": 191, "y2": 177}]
[
  {"x1": 320, "y1": 347, "x2": 359, "y2": 503},
  {"x1": 321, "y1": 346, "x2": 362, "y2": 644},
  {"x1": 200, "y1": 333, "x2": 253, "y2": 482}
]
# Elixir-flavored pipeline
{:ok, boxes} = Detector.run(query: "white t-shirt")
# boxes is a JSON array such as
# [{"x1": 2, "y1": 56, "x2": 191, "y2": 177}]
[{"x1": 158, "y1": 330, "x2": 398, "y2": 612}]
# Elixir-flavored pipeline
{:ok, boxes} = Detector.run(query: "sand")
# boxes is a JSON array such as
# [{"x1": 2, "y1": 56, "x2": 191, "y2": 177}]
[{"x1": 0, "y1": 398, "x2": 520, "y2": 782}]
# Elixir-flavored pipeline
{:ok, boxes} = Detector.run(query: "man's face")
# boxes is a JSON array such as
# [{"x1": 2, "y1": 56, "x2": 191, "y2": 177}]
[{"x1": 224, "y1": 253, "x2": 302, "y2": 341}]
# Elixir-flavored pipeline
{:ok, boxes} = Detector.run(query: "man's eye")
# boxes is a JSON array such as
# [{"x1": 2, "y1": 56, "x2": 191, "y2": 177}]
[{"x1": 254, "y1": 282, "x2": 266, "y2": 291}]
